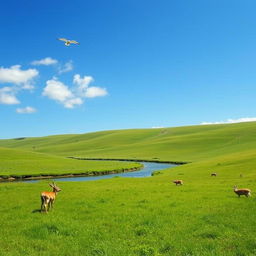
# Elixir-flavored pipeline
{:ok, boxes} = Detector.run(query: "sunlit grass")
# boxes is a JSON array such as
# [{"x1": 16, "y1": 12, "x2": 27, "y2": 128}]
[
  {"x1": 1, "y1": 122, "x2": 256, "y2": 255},
  {"x1": 0, "y1": 147, "x2": 142, "y2": 178},
  {"x1": 1, "y1": 171, "x2": 256, "y2": 256}
]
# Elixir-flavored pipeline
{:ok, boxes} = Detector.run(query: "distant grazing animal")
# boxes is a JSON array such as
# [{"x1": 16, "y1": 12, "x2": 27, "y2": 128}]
[
  {"x1": 41, "y1": 182, "x2": 61, "y2": 213},
  {"x1": 211, "y1": 173, "x2": 217, "y2": 177},
  {"x1": 233, "y1": 186, "x2": 251, "y2": 197},
  {"x1": 173, "y1": 180, "x2": 183, "y2": 186},
  {"x1": 58, "y1": 38, "x2": 79, "y2": 46}
]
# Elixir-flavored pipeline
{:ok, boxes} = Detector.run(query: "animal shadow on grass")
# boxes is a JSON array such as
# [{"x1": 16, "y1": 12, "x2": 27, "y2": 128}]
[{"x1": 31, "y1": 209, "x2": 41, "y2": 213}]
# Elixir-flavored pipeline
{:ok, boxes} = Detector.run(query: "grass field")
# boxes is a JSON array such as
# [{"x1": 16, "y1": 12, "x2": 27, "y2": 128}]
[
  {"x1": 0, "y1": 147, "x2": 142, "y2": 179},
  {"x1": 1, "y1": 122, "x2": 256, "y2": 255}
]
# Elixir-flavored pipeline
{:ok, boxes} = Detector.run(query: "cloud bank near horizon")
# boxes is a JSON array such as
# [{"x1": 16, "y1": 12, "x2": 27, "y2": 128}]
[{"x1": 201, "y1": 117, "x2": 256, "y2": 125}]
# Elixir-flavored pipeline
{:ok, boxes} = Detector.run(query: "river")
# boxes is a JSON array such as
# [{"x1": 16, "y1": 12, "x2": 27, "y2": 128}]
[{"x1": 25, "y1": 161, "x2": 177, "y2": 183}]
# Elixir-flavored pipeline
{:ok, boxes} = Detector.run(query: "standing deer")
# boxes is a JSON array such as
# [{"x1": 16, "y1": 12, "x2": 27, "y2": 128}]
[
  {"x1": 233, "y1": 186, "x2": 251, "y2": 197},
  {"x1": 173, "y1": 180, "x2": 183, "y2": 186},
  {"x1": 41, "y1": 182, "x2": 61, "y2": 212}
]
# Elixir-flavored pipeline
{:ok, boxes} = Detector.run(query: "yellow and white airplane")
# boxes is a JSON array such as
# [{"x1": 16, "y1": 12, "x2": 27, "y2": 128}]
[{"x1": 58, "y1": 38, "x2": 79, "y2": 46}]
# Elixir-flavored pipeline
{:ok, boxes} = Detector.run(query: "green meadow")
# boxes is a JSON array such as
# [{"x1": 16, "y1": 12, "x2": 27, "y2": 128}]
[
  {"x1": 0, "y1": 147, "x2": 142, "y2": 179},
  {"x1": 1, "y1": 122, "x2": 256, "y2": 255}
]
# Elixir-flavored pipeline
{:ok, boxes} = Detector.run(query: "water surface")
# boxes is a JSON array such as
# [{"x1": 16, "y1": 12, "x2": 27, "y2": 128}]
[{"x1": 25, "y1": 161, "x2": 176, "y2": 183}]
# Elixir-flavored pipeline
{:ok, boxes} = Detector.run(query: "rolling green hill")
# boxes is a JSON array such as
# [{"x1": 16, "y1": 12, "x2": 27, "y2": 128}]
[
  {"x1": 1, "y1": 121, "x2": 256, "y2": 179},
  {"x1": 1, "y1": 121, "x2": 256, "y2": 163}
]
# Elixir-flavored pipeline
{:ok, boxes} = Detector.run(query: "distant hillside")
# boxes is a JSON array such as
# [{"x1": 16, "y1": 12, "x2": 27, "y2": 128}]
[{"x1": 1, "y1": 122, "x2": 256, "y2": 163}]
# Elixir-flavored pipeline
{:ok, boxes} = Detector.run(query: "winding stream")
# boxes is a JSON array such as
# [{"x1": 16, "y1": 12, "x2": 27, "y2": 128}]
[{"x1": 25, "y1": 161, "x2": 177, "y2": 183}]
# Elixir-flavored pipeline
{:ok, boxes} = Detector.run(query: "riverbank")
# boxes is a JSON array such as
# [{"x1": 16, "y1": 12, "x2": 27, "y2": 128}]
[
  {"x1": 0, "y1": 165, "x2": 143, "y2": 182},
  {"x1": 67, "y1": 156, "x2": 188, "y2": 165}
]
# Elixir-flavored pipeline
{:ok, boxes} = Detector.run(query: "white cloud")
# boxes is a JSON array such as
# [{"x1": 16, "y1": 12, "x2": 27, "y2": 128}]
[
  {"x1": 73, "y1": 74, "x2": 94, "y2": 97},
  {"x1": 73, "y1": 74, "x2": 107, "y2": 98},
  {"x1": 43, "y1": 79, "x2": 73, "y2": 101},
  {"x1": 16, "y1": 106, "x2": 37, "y2": 114},
  {"x1": 42, "y1": 78, "x2": 82, "y2": 108},
  {"x1": 43, "y1": 74, "x2": 108, "y2": 108},
  {"x1": 22, "y1": 84, "x2": 35, "y2": 90},
  {"x1": 0, "y1": 87, "x2": 20, "y2": 105},
  {"x1": 73, "y1": 74, "x2": 93, "y2": 87},
  {"x1": 63, "y1": 97, "x2": 83, "y2": 109},
  {"x1": 0, "y1": 65, "x2": 39, "y2": 105},
  {"x1": 200, "y1": 117, "x2": 256, "y2": 125},
  {"x1": 84, "y1": 86, "x2": 108, "y2": 98},
  {"x1": 151, "y1": 126, "x2": 164, "y2": 129},
  {"x1": 31, "y1": 57, "x2": 58, "y2": 66},
  {"x1": 58, "y1": 61, "x2": 73, "y2": 74},
  {"x1": 0, "y1": 65, "x2": 38, "y2": 89}
]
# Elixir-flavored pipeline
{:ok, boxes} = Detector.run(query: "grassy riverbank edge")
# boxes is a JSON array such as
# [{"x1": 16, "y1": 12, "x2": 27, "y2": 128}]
[
  {"x1": 67, "y1": 156, "x2": 188, "y2": 165},
  {"x1": 0, "y1": 164, "x2": 143, "y2": 182}
]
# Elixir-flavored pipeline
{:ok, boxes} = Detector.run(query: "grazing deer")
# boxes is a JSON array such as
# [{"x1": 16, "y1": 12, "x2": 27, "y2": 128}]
[
  {"x1": 233, "y1": 186, "x2": 251, "y2": 197},
  {"x1": 41, "y1": 182, "x2": 61, "y2": 212},
  {"x1": 211, "y1": 173, "x2": 217, "y2": 177},
  {"x1": 173, "y1": 180, "x2": 183, "y2": 186}
]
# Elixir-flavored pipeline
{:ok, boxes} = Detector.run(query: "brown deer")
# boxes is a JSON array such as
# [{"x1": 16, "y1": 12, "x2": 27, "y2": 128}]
[
  {"x1": 233, "y1": 186, "x2": 251, "y2": 197},
  {"x1": 211, "y1": 173, "x2": 217, "y2": 177},
  {"x1": 41, "y1": 182, "x2": 61, "y2": 212},
  {"x1": 173, "y1": 180, "x2": 183, "y2": 186}
]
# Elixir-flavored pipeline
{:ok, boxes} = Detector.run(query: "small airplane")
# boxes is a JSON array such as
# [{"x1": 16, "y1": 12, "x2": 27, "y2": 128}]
[{"x1": 58, "y1": 38, "x2": 79, "y2": 46}]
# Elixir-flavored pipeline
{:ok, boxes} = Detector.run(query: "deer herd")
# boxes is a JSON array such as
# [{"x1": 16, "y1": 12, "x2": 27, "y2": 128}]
[
  {"x1": 40, "y1": 172, "x2": 251, "y2": 213},
  {"x1": 172, "y1": 172, "x2": 252, "y2": 198}
]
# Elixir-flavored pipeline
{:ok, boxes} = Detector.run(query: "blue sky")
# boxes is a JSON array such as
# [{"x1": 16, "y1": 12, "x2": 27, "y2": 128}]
[{"x1": 1, "y1": 0, "x2": 256, "y2": 138}]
